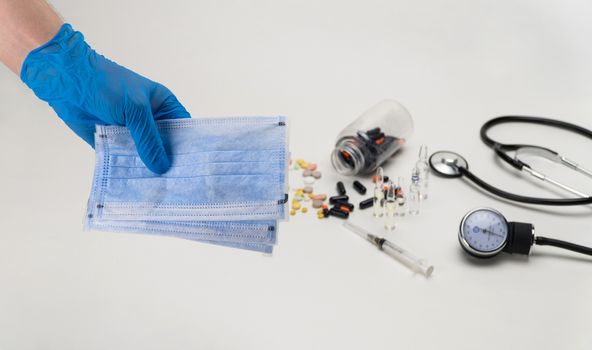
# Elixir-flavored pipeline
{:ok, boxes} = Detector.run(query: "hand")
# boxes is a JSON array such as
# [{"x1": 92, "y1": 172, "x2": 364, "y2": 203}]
[{"x1": 20, "y1": 24, "x2": 190, "y2": 174}]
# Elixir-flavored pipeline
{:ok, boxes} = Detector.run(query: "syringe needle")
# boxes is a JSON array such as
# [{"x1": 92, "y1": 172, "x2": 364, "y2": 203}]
[{"x1": 343, "y1": 222, "x2": 434, "y2": 277}]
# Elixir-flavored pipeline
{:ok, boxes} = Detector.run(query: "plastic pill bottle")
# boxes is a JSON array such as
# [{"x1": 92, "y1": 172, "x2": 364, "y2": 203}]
[{"x1": 331, "y1": 99, "x2": 414, "y2": 175}]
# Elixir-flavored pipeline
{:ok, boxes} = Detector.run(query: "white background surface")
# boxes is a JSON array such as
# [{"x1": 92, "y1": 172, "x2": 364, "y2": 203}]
[{"x1": 1, "y1": 0, "x2": 592, "y2": 349}]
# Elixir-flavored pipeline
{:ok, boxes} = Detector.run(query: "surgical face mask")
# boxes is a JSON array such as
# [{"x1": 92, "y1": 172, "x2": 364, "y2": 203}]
[
  {"x1": 92, "y1": 219, "x2": 279, "y2": 253},
  {"x1": 85, "y1": 116, "x2": 289, "y2": 253}
]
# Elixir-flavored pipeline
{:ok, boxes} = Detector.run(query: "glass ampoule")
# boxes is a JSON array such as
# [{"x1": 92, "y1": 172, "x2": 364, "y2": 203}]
[
  {"x1": 373, "y1": 167, "x2": 385, "y2": 218},
  {"x1": 395, "y1": 176, "x2": 406, "y2": 217},
  {"x1": 384, "y1": 180, "x2": 396, "y2": 230},
  {"x1": 416, "y1": 145, "x2": 429, "y2": 200},
  {"x1": 408, "y1": 167, "x2": 421, "y2": 215}
]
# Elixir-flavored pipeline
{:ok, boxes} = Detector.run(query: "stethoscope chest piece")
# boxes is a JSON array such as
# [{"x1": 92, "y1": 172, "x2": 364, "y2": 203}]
[{"x1": 429, "y1": 151, "x2": 468, "y2": 178}]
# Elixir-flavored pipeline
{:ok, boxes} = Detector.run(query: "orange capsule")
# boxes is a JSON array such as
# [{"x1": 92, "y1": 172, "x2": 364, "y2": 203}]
[{"x1": 339, "y1": 205, "x2": 351, "y2": 213}]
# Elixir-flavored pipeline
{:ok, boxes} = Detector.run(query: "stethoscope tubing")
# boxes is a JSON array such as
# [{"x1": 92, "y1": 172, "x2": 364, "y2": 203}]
[
  {"x1": 480, "y1": 115, "x2": 592, "y2": 151},
  {"x1": 459, "y1": 165, "x2": 592, "y2": 206}
]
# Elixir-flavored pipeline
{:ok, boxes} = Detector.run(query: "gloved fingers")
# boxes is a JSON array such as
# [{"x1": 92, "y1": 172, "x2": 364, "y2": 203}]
[
  {"x1": 151, "y1": 83, "x2": 191, "y2": 120},
  {"x1": 126, "y1": 104, "x2": 170, "y2": 174}
]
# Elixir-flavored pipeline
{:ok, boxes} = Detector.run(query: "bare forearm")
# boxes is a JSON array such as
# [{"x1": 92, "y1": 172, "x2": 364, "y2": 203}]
[{"x1": 0, "y1": 0, "x2": 63, "y2": 75}]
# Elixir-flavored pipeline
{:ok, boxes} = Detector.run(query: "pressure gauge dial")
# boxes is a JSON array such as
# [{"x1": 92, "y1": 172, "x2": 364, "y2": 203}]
[{"x1": 459, "y1": 208, "x2": 509, "y2": 258}]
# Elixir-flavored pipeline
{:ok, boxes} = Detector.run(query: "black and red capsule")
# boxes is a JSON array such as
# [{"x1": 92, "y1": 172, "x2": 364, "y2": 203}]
[
  {"x1": 329, "y1": 195, "x2": 349, "y2": 204},
  {"x1": 336, "y1": 181, "x2": 347, "y2": 196},
  {"x1": 359, "y1": 197, "x2": 374, "y2": 209},
  {"x1": 329, "y1": 207, "x2": 349, "y2": 219},
  {"x1": 353, "y1": 180, "x2": 367, "y2": 195},
  {"x1": 334, "y1": 202, "x2": 354, "y2": 213}
]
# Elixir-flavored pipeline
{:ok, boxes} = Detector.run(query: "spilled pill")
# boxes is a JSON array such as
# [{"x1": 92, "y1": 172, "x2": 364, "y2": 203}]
[
  {"x1": 359, "y1": 197, "x2": 374, "y2": 209},
  {"x1": 329, "y1": 207, "x2": 349, "y2": 219},
  {"x1": 312, "y1": 194, "x2": 327, "y2": 201},
  {"x1": 336, "y1": 181, "x2": 346, "y2": 195},
  {"x1": 329, "y1": 195, "x2": 349, "y2": 204},
  {"x1": 353, "y1": 180, "x2": 367, "y2": 195},
  {"x1": 303, "y1": 176, "x2": 315, "y2": 185}
]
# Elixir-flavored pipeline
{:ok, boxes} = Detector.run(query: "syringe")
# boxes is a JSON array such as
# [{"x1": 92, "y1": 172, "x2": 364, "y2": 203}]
[{"x1": 343, "y1": 221, "x2": 434, "y2": 277}]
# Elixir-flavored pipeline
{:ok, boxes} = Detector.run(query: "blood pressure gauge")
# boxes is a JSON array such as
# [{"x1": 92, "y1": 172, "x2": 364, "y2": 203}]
[
  {"x1": 458, "y1": 207, "x2": 592, "y2": 259},
  {"x1": 459, "y1": 208, "x2": 510, "y2": 258},
  {"x1": 459, "y1": 208, "x2": 535, "y2": 258}
]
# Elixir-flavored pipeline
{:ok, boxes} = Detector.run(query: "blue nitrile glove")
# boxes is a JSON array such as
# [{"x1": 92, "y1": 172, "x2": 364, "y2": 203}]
[{"x1": 20, "y1": 23, "x2": 190, "y2": 174}]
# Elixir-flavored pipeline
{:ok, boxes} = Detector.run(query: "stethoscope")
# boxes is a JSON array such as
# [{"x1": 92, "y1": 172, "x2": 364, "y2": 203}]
[
  {"x1": 429, "y1": 116, "x2": 592, "y2": 206},
  {"x1": 429, "y1": 115, "x2": 592, "y2": 260}
]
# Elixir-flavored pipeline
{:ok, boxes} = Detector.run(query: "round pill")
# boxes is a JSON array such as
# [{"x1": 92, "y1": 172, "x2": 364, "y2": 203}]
[
  {"x1": 290, "y1": 209, "x2": 296, "y2": 216},
  {"x1": 303, "y1": 176, "x2": 315, "y2": 185},
  {"x1": 312, "y1": 199, "x2": 323, "y2": 208},
  {"x1": 301, "y1": 207, "x2": 308, "y2": 213},
  {"x1": 302, "y1": 170, "x2": 313, "y2": 177},
  {"x1": 292, "y1": 202, "x2": 301, "y2": 210},
  {"x1": 307, "y1": 163, "x2": 317, "y2": 171},
  {"x1": 312, "y1": 194, "x2": 327, "y2": 201},
  {"x1": 303, "y1": 186, "x2": 313, "y2": 193},
  {"x1": 312, "y1": 171, "x2": 322, "y2": 179}
]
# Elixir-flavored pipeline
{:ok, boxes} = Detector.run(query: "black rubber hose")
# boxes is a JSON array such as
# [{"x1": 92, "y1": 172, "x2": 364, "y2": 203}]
[
  {"x1": 535, "y1": 236, "x2": 592, "y2": 256},
  {"x1": 460, "y1": 167, "x2": 592, "y2": 206},
  {"x1": 480, "y1": 115, "x2": 592, "y2": 150}
]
